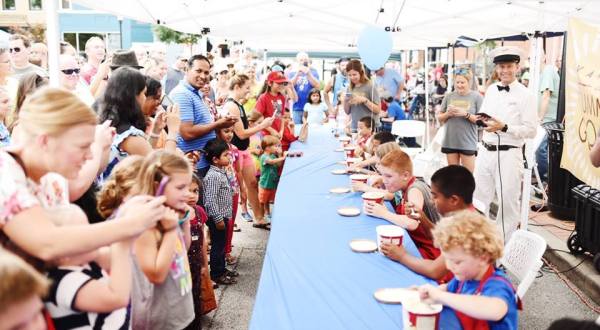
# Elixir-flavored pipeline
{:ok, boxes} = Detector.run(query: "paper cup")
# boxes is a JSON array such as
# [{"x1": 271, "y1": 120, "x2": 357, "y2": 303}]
[
  {"x1": 376, "y1": 225, "x2": 405, "y2": 253},
  {"x1": 362, "y1": 191, "x2": 385, "y2": 204},
  {"x1": 344, "y1": 146, "x2": 356, "y2": 158},
  {"x1": 349, "y1": 174, "x2": 369, "y2": 191},
  {"x1": 402, "y1": 298, "x2": 442, "y2": 330},
  {"x1": 346, "y1": 157, "x2": 362, "y2": 168},
  {"x1": 339, "y1": 136, "x2": 351, "y2": 148}
]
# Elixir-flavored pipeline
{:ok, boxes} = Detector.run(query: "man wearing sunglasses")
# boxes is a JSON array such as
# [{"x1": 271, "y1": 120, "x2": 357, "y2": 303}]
[
  {"x1": 59, "y1": 54, "x2": 94, "y2": 105},
  {"x1": 8, "y1": 34, "x2": 47, "y2": 80}
]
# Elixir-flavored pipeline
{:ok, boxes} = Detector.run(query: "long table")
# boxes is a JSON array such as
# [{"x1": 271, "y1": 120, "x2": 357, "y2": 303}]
[{"x1": 250, "y1": 125, "x2": 459, "y2": 330}]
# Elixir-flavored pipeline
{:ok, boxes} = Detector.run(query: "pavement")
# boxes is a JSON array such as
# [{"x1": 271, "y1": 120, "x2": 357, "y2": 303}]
[{"x1": 201, "y1": 203, "x2": 599, "y2": 330}]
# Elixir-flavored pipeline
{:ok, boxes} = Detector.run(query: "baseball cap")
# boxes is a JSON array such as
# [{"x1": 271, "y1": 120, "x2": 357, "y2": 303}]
[{"x1": 267, "y1": 71, "x2": 288, "y2": 83}]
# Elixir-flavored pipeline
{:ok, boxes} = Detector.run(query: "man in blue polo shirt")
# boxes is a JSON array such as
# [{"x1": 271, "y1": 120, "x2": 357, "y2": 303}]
[
  {"x1": 170, "y1": 54, "x2": 237, "y2": 177},
  {"x1": 374, "y1": 65, "x2": 405, "y2": 102},
  {"x1": 288, "y1": 52, "x2": 320, "y2": 124}
]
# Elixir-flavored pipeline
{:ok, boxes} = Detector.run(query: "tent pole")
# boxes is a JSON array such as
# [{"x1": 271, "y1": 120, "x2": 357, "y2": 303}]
[
  {"x1": 447, "y1": 44, "x2": 453, "y2": 92},
  {"x1": 519, "y1": 34, "x2": 543, "y2": 231},
  {"x1": 44, "y1": 0, "x2": 60, "y2": 87},
  {"x1": 424, "y1": 47, "x2": 430, "y2": 149}
]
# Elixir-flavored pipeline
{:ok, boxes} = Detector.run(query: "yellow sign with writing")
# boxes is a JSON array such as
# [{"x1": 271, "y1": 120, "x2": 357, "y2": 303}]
[{"x1": 562, "y1": 18, "x2": 600, "y2": 188}]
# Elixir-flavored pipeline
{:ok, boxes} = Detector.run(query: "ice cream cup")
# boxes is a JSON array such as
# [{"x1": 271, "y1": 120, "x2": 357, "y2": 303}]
[
  {"x1": 402, "y1": 297, "x2": 442, "y2": 330},
  {"x1": 376, "y1": 225, "x2": 405, "y2": 253}
]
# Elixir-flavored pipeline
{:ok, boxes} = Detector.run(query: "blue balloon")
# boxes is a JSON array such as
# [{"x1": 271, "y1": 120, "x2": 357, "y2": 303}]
[{"x1": 357, "y1": 26, "x2": 393, "y2": 70}]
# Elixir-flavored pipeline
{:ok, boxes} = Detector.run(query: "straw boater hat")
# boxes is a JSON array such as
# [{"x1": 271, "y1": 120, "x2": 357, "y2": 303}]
[
  {"x1": 110, "y1": 49, "x2": 143, "y2": 70},
  {"x1": 488, "y1": 46, "x2": 526, "y2": 64}
]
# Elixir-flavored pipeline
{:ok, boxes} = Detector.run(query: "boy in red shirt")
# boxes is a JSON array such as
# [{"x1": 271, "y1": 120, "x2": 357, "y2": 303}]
[{"x1": 364, "y1": 149, "x2": 441, "y2": 260}]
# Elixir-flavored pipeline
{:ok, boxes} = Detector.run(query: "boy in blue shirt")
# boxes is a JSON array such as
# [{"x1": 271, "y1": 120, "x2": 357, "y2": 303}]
[
  {"x1": 418, "y1": 211, "x2": 519, "y2": 330},
  {"x1": 381, "y1": 95, "x2": 406, "y2": 132}
]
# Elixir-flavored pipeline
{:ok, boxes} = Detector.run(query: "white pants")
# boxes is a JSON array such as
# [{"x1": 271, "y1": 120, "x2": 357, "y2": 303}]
[{"x1": 473, "y1": 145, "x2": 524, "y2": 242}]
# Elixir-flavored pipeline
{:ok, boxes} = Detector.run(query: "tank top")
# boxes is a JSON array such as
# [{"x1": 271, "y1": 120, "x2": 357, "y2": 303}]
[
  {"x1": 395, "y1": 177, "x2": 442, "y2": 260},
  {"x1": 228, "y1": 98, "x2": 250, "y2": 151}
]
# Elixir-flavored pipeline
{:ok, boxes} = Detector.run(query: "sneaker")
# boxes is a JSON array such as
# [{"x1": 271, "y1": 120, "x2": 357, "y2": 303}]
[{"x1": 241, "y1": 212, "x2": 254, "y2": 222}]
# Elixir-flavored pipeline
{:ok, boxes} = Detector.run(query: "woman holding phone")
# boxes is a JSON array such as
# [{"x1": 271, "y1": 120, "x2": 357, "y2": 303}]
[
  {"x1": 96, "y1": 67, "x2": 176, "y2": 181},
  {"x1": 142, "y1": 76, "x2": 180, "y2": 151},
  {"x1": 436, "y1": 70, "x2": 483, "y2": 172},
  {"x1": 343, "y1": 59, "x2": 381, "y2": 131},
  {"x1": 226, "y1": 74, "x2": 274, "y2": 226}
]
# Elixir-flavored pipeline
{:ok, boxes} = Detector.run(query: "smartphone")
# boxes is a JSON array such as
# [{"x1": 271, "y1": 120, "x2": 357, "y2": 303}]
[
  {"x1": 155, "y1": 176, "x2": 170, "y2": 197},
  {"x1": 161, "y1": 94, "x2": 174, "y2": 107}
]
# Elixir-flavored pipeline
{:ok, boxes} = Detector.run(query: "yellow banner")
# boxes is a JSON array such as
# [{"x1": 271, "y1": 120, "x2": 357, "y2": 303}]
[{"x1": 562, "y1": 18, "x2": 600, "y2": 188}]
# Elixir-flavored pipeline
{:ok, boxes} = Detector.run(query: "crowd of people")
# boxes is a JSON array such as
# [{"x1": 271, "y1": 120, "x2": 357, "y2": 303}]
[{"x1": 0, "y1": 30, "x2": 580, "y2": 330}]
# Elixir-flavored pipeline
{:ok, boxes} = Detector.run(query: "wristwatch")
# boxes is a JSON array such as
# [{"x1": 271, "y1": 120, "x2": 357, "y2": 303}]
[{"x1": 501, "y1": 124, "x2": 508, "y2": 132}]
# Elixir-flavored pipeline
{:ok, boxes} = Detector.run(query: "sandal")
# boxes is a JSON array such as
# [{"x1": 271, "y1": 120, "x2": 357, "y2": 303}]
[
  {"x1": 213, "y1": 274, "x2": 237, "y2": 285},
  {"x1": 233, "y1": 224, "x2": 241, "y2": 232},
  {"x1": 252, "y1": 222, "x2": 270, "y2": 229},
  {"x1": 225, "y1": 269, "x2": 239, "y2": 277}
]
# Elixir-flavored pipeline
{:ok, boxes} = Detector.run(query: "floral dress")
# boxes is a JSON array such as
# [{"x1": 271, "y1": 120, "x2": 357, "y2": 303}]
[{"x1": 0, "y1": 150, "x2": 70, "y2": 268}]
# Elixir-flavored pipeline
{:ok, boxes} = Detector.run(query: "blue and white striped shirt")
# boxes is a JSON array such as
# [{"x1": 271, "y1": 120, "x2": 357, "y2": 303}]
[{"x1": 169, "y1": 80, "x2": 216, "y2": 170}]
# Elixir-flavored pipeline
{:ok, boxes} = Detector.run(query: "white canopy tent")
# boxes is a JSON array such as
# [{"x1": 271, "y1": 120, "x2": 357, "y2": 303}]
[{"x1": 68, "y1": 0, "x2": 600, "y2": 51}]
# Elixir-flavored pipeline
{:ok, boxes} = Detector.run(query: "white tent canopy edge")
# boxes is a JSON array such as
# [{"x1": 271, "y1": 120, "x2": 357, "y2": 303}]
[{"x1": 69, "y1": 0, "x2": 599, "y2": 51}]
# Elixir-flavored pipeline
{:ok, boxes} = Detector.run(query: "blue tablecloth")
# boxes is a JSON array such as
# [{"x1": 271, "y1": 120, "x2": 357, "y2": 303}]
[{"x1": 250, "y1": 125, "x2": 460, "y2": 330}]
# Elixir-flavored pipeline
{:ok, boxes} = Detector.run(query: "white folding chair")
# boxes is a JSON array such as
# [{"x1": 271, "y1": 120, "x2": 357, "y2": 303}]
[
  {"x1": 412, "y1": 125, "x2": 447, "y2": 183},
  {"x1": 391, "y1": 120, "x2": 426, "y2": 157},
  {"x1": 499, "y1": 230, "x2": 547, "y2": 299}
]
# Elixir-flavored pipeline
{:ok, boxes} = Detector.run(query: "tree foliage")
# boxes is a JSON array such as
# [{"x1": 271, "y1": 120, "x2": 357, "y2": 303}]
[{"x1": 153, "y1": 25, "x2": 200, "y2": 45}]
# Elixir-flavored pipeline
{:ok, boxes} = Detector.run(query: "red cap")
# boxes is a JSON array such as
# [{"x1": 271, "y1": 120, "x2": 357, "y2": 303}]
[{"x1": 267, "y1": 71, "x2": 288, "y2": 83}]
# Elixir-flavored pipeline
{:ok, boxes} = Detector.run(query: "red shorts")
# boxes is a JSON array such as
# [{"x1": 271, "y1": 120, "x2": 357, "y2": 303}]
[{"x1": 258, "y1": 187, "x2": 276, "y2": 203}]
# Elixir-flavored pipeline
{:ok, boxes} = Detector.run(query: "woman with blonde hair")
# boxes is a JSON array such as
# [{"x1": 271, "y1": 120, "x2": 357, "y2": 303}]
[
  {"x1": 0, "y1": 87, "x2": 167, "y2": 269},
  {"x1": 343, "y1": 59, "x2": 381, "y2": 131},
  {"x1": 224, "y1": 74, "x2": 274, "y2": 226},
  {"x1": 436, "y1": 70, "x2": 483, "y2": 172}
]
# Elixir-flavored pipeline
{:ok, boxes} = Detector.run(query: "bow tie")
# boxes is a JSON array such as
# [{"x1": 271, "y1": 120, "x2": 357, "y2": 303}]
[{"x1": 497, "y1": 85, "x2": 510, "y2": 92}]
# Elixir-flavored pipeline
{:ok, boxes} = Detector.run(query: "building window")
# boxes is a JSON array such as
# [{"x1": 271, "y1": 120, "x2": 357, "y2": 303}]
[
  {"x1": 63, "y1": 32, "x2": 120, "y2": 53},
  {"x1": 29, "y1": 0, "x2": 42, "y2": 10},
  {"x1": 2, "y1": 0, "x2": 16, "y2": 10},
  {"x1": 60, "y1": 0, "x2": 71, "y2": 9},
  {"x1": 63, "y1": 33, "x2": 77, "y2": 51}
]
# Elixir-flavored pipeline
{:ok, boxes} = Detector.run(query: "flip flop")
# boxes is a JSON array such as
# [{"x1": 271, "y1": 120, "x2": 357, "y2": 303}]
[{"x1": 252, "y1": 223, "x2": 270, "y2": 229}]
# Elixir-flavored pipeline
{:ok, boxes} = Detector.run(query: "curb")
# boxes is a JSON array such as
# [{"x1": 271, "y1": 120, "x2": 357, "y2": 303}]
[{"x1": 529, "y1": 225, "x2": 600, "y2": 306}]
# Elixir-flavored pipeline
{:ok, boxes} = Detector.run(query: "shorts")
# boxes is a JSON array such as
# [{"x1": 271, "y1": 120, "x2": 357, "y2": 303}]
[
  {"x1": 258, "y1": 187, "x2": 276, "y2": 203},
  {"x1": 238, "y1": 149, "x2": 254, "y2": 168},
  {"x1": 441, "y1": 147, "x2": 477, "y2": 156}
]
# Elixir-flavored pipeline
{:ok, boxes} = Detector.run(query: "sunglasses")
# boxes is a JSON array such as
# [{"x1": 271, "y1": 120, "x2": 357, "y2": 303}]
[
  {"x1": 61, "y1": 68, "x2": 80, "y2": 75},
  {"x1": 277, "y1": 82, "x2": 289, "y2": 86},
  {"x1": 9, "y1": 47, "x2": 21, "y2": 53}
]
